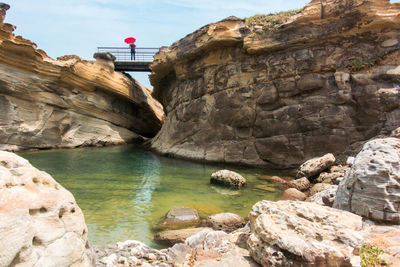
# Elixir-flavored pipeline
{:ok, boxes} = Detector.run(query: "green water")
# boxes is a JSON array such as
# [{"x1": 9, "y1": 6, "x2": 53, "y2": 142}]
[{"x1": 19, "y1": 145, "x2": 283, "y2": 248}]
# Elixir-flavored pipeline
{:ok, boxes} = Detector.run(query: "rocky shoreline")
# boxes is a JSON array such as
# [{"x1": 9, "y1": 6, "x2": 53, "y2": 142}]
[
  {"x1": 0, "y1": 0, "x2": 400, "y2": 266},
  {"x1": 2, "y1": 130, "x2": 400, "y2": 266}
]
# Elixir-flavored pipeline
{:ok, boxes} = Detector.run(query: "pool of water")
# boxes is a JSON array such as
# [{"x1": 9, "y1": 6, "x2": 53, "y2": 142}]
[{"x1": 19, "y1": 145, "x2": 284, "y2": 248}]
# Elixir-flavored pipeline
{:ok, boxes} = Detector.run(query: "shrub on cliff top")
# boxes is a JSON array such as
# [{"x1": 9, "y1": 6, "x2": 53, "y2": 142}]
[{"x1": 245, "y1": 8, "x2": 304, "y2": 27}]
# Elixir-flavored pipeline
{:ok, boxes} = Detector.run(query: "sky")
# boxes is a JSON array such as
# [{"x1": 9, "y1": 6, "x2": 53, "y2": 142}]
[{"x1": 5, "y1": 0, "x2": 400, "y2": 87}]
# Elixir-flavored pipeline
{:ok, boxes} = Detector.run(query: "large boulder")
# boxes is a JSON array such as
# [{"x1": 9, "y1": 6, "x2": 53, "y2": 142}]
[
  {"x1": 297, "y1": 153, "x2": 336, "y2": 179},
  {"x1": 210, "y1": 170, "x2": 247, "y2": 188},
  {"x1": 333, "y1": 137, "x2": 400, "y2": 223},
  {"x1": 158, "y1": 206, "x2": 200, "y2": 230},
  {"x1": 247, "y1": 200, "x2": 364, "y2": 267},
  {"x1": 0, "y1": 151, "x2": 94, "y2": 266}
]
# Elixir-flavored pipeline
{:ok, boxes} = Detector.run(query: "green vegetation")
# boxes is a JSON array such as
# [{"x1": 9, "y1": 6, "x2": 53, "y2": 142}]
[
  {"x1": 360, "y1": 245, "x2": 386, "y2": 267},
  {"x1": 245, "y1": 8, "x2": 304, "y2": 27}
]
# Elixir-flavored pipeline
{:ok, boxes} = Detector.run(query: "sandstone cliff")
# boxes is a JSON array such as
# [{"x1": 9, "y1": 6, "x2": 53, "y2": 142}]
[
  {"x1": 0, "y1": 4, "x2": 164, "y2": 151},
  {"x1": 150, "y1": 0, "x2": 400, "y2": 169}
]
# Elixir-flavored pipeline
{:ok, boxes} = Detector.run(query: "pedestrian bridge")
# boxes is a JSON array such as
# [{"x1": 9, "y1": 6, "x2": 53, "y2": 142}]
[{"x1": 97, "y1": 47, "x2": 159, "y2": 72}]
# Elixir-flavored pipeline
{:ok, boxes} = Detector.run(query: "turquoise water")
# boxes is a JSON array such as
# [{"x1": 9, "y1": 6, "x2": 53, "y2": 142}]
[{"x1": 19, "y1": 145, "x2": 283, "y2": 248}]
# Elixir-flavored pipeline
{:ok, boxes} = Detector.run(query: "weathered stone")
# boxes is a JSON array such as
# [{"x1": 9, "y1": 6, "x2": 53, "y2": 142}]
[
  {"x1": 334, "y1": 137, "x2": 400, "y2": 223},
  {"x1": 297, "y1": 153, "x2": 336, "y2": 179},
  {"x1": 150, "y1": 0, "x2": 400, "y2": 169},
  {"x1": 309, "y1": 183, "x2": 337, "y2": 197},
  {"x1": 204, "y1": 213, "x2": 246, "y2": 233},
  {"x1": 0, "y1": 6, "x2": 164, "y2": 151},
  {"x1": 391, "y1": 127, "x2": 400, "y2": 138},
  {"x1": 0, "y1": 151, "x2": 94, "y2": 266},
  {"x1": 210, "y1": 170, "x2": 246, "y2": 188},
  {"x1": 247, "y1": 200, "x2": 364, "y2": 267},
  {"x1": 94, "y1": 240, "x2": 173, "y2": 267},
  {"x1": 287, "y1": 177, "x2": 310, "y2": 191},
  {"x1": 307, "y1": 185, "x2": 338, "y2": 207},
  {"x1": 155, "y1": 227, "x2": 212, "y2": 246},
  {"x1": 159, "y1": 207, "x2": 200, "y2": 230},
  {"x1": 163, "y1": 228, "x2": 259, "y2": 267},
  {"x1": 281, "y1": 188, "x2": 306, "y2": 201}
]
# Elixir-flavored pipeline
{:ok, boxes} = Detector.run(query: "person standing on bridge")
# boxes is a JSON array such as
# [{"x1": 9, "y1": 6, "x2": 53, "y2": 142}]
[{"x1": 130, "y1": 42, "x2": 136, "y2": 61}]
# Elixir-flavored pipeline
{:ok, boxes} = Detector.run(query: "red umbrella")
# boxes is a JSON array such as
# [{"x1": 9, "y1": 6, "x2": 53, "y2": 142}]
[{"x1": 124, "y1": 37, "x2": 136, "y2": 44}]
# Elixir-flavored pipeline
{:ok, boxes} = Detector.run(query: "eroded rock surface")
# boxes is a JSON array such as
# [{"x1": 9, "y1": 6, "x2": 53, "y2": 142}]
[
  {"x1": 155, "y1": 227, "x2": 212, "y2": 246},
  {"x1": 94, "y1": 240, "x2": 173, "y2": 267},
  {"x1": 0, "y1": 151, "x2": 94, "y2": 266},
  {"x1": 247, "y1": 200, "x2": 364, "y2": 266},
  {"x1": 334, "y1": 137, "x2": 400, "y2": 223},
  {"x1": 0, "y1": 5, "x2": 163, "y2": 151},
  {"x1": 210, "y1": 170, "x2": 247, "y2": 188},
  {"x1": 150, "y1": 0, "x2": 400, "y2": 169},
  {"x1": 297, "y1": 153, "x2": 336, "y2": 179},
  {"x1": 204, "y1": 213, "x2": 246, "y2": 233}
]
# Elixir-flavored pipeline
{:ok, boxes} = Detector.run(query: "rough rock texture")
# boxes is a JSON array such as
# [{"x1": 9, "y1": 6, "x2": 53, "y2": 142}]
[
  {"x1": 210, "y1": 170, "x2": 247, "y2": 188},
  {"x1": 309, "y1": 183, "x2": 337, "y2": 197},
  {"x1": 0, "y1": 5, "x2": 163, "y2": 151},
  {"x1": 287, "y1": 177, "x2": 310, "y2": 191},
  {"x1": 204, "y1": 213, "x2": 246, "y2": 233},
  {"x1": 163, "y1": 228, "x2": 260, "y2": 267},
  {"x1": 281, "y1": 188, "x2": 306, "y2": 201},
  {"x1": 0, "y1": 151, "x2": 94, "y2": 266},
  {"x1": 159, "y1": 207, "x2": 200, "y2": 230},
  {"x1": 247, "y1": 200, "x2": 364, "y2": 266},
  {"x1": 334, "y1": 137, "x2": 400, "y2": 223},
  {"x1": 316, "y1": 164, "x2": 349, "y2": 184},
  {"x1": 307, "y1": 185, "x2": 338, "y2": 207},
  {"x1": 150, "y1": 0, "x2": 400, "y2": 169},
  {"x1": 94, "y1": 240, "x2": 173, "y2": 267},
  {"x1": 155, "y1": 227, "x2": 212, "y2": 246},
  {"x1": 297, "y1": 153, "x2": 336, "y2": 178}
]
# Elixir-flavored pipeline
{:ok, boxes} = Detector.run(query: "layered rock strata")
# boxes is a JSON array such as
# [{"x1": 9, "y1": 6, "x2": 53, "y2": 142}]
[
  {"x1": 0, "y1": 4, "x2": 163, "y2": 151},
  {"x1": 150, "y1": 0, "x2": 400, "y2": 169},
  {"x1": 0, "y1": 151, "x2": 94, "y2": 266}
]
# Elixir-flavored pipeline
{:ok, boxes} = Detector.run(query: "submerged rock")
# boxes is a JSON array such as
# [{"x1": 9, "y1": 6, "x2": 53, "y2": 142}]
[
  {"x1": 247, "y1": 200, "x2": 364, "y2": 267},
  {"x1": 210, "y1": 170, "x2": 247, "y2": 188},
  {"x1": 0, "y1": 151, "x2": 94, "y2": 266},
  {"x1": 159, "y1": 206, "x2": 200, "y2": 230},
  {"x1": 334, "y1": 137, "x2": 400, "y2": 223}
]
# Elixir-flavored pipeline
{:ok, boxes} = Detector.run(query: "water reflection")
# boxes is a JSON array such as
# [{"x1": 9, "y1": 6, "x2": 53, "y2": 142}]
[{"x1": 19, "y1": 145, "x2": 283, "y2": 247}]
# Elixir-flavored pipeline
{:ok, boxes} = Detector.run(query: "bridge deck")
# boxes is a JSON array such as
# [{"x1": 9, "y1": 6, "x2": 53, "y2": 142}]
[{"x1": 97, "y1": 47, "x2": 158, "y2": 72}]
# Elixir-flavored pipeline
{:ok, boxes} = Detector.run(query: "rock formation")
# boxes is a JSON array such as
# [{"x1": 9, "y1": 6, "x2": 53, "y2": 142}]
[
  {"x1": 0, "y1": 4, "x2": 164, "y2": 151},
  {"x1": 0, "y1": 151, "x2": 94, "y2": 266},
  {"x1": 150, "y1": 0, "x2": 400, "y2": 169},
  {"x1": 247, "y1": 200, "x2": 364, "y2": 266},
  {"x1": 334, "y1": 137, "x2": 400, "y2": 223}
]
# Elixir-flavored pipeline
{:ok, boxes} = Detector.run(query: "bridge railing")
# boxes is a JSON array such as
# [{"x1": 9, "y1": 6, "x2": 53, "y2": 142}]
[{"x1": 97, "y1": 47, "x2": 159, "y2": 62}]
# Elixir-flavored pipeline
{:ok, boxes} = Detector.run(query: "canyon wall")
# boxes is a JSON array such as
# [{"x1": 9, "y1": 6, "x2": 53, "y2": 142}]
[
  {"x1": 0, "y1": 4, "x2": 164, "y2": 151},
  {"x1": 150, "y1": 0, "x2": 400, "y2": 169}
]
